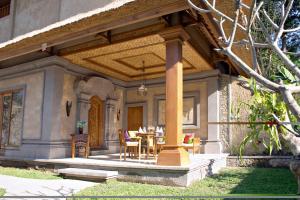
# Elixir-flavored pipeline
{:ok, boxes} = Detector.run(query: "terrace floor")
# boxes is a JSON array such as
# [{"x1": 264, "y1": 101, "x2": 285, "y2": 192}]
[
  {"x1": 0, "y1": 153, "x2": 228, "y2": 186},
  {"x1": 39, "y1": 153, "x2": 227, "y2": 170}
]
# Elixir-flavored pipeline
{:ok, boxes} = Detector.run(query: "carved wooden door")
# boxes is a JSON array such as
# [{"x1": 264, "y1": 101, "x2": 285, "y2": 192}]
[
  {"x1": 88, "y1": 96, "x2": 104, "y2": 149},
  {"x1": 127, "y1": 106, "x2": 143, "y2": 131}
]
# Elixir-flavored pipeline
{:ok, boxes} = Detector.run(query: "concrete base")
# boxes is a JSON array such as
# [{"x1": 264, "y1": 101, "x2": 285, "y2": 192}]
[
  {"x1": 204, "y1": 141, "x2": 222, "y2": 154},
  {"x1": 58, "y1": 168, "x2": 118, "y2": 181},
  {"x1": 4, "y1": 143, "x2": 70, "y2": 159},
  {"x1": 0, "y1": 153, "x2": 228, "y2": 187},
  {"x1": 157, "y1": 147, "x2": 190, "y2": 166}
]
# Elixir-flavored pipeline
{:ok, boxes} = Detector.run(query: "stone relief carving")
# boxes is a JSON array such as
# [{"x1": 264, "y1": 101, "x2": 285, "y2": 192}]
[
  {"x1": 74, "y1": 76, "x2": 115, "y2": 101},
  {"x1": 73, "y1": 76, "x2": 119, "y2": 149}
]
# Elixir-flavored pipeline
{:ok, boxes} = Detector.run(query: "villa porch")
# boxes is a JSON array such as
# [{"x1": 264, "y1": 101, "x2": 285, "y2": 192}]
[{"x1": 0, "y1": 0, "x2": 235, "y2": 175}]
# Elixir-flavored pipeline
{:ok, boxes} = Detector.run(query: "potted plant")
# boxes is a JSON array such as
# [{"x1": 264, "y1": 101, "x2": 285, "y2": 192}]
[{"x1": 77, "y1": 121, "x2": 87, "y2": 134}]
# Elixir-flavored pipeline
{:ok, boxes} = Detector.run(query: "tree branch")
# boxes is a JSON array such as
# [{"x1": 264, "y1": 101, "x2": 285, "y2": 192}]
[
  {"x1": 213, "y1": 17, "x2": 229, "y2": 43},
  {"x1": 280, "y1": 86, "x2": 300, "y2": 121},
  {"x1": 256, "y1": 15, "x2": 300, "y2": 80},
  {"x1": 227, "y1": 2, "x2": 241, "y2": 49},
  {"x1": 187, "y1": 0, "x2": 247, "y2": 31},
  {"x1": 217, "y1": 48, "x2": 280, "y2": 91},
  {"x1": 262, "y1": 9, "x2": 279, "y2": 30},
  {"x1": 233, "y1": 40, "x2": 269, "y2": 48},
  {"x1": 274, "y1": 0, "x2": 294, "y2": 42},
  {"x1": 187, "y1": 0, "x2": 210, "y2": 13},
  {"x1": 272, "y1": 44, "x2": 300, "y2": 80},
  {"x1": 247, "y1": 1, "x2": 264, "y2": 33},
  {"x1": 272, "y1": 113, "x2": 300, "y2": 156},
  {"x1": 284, "y1": 26, "x2": 300, "y2": 33},
  {"x1": 272, "y1": 114, "x2": 299, "y2": 136}
]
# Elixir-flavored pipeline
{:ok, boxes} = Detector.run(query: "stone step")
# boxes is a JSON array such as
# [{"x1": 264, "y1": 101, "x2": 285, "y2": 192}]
[{"x1": 57, "y1": 168, "x2": 118, "y2": 181}]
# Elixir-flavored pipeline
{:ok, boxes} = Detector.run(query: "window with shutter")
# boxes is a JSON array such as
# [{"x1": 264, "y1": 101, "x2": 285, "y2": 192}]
[
  {"x1": 0, "y1": 0, "x2": 10, "y2": 18},
  {"x1": 0, "y1": 89, "x2": 24, "y2": 148}
]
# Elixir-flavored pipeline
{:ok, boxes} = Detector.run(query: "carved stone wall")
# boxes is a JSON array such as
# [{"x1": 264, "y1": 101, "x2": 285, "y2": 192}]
[
  {"x1": 219, "y1": 75, "x2": 230, "y2": 153},
  {"x1": 219, "y1": 75, "x2": 271, "y2": 155},
  {"x1": 75, "y1": 76, "x2": 122, "y2": 151}
]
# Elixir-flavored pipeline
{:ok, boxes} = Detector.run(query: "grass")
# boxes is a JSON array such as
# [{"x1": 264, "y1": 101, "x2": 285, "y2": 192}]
[
  {"x1": 74, "y1": 168, "x2": 298, "y2": 199},
  {"x1": 0, "y1": 188, "x2": 5, "y2": 196},
  {"x1": 0, "y1": 166, "x2": 61, "y2": 180}
]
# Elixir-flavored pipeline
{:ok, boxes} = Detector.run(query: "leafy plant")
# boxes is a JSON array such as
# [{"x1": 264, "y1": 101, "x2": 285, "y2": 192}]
[
  {"x1": 239, "y1": 79, "x2": 287, "y2": 156},
  {"x1": 76, "y1": 121, "x2": 87, "y2": 128}
]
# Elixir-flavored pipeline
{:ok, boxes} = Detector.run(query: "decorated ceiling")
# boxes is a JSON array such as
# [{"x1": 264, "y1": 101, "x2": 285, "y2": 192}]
[{"x1": 63, "y1": 34, "x2": 213, "y2": 81}]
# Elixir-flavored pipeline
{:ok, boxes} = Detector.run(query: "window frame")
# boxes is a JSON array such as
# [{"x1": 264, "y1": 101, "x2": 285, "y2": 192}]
[
  {"x1": 154, "y1": 91, "x2": 200, "y2": 128},
  {"x1": 0, "y1": 0, "x2": 11, "y2": 19},
  {"x1": 0, "y1": 88, "x2": 25, "y2": 148}
]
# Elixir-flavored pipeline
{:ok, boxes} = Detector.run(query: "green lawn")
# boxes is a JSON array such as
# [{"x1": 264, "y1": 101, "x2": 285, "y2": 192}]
[
  {"x1": 74, "y1": 168, "x2": 298, "y2": 199},
  {"x1": 0, "y1": 188, "x2": 5, "y2": 196},
  {"x1": 0, "y1": 166, "x2": 61, "y2": 179}
]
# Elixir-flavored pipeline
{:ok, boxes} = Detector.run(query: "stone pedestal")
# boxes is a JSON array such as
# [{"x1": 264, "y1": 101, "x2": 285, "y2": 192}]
[{"x1": 157, "y1": 147, "x2": 190, "y2": 166}]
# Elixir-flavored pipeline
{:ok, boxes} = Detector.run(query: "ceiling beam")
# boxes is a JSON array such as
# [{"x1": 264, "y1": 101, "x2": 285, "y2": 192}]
[{"x1": 58, "y1": 23, "x2": 167, "y2": 56}]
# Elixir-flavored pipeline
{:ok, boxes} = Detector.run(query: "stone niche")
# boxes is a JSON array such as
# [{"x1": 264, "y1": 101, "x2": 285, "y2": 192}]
[{"x1": 74, "y1": 76, "x2": 120, "y2": 151}]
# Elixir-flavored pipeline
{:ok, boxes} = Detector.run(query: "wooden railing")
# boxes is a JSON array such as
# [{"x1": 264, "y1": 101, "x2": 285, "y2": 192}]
[{"x1": 0, "y1": 4, "x2": 10, "y2": 18}]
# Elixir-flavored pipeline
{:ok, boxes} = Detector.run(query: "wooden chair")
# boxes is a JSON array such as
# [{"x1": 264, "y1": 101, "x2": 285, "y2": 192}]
[
  {"x1": 71, "y1": 134, "x2": 90, "y2": 158},
  {"x1": 118, "y1": 130, "x2": 141, "y2": 161},
  {"x1": 154, "y1": 135, "x2": 165, "y2": 157}
]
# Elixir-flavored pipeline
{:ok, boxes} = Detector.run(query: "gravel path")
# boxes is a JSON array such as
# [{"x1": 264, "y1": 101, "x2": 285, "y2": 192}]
[{"x1": 0, "y1": 174, "x2": 96, "y2": 200}]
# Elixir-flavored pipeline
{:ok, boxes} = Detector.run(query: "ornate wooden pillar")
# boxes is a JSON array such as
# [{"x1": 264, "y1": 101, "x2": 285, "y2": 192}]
[{"x1": 157, "y1": 27, "x2": 190, "y2": 166}]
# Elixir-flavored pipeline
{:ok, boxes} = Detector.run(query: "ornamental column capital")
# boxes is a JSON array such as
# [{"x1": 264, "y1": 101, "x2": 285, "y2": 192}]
[{"x1": 159, "y1": 26, "x2": 190, "y2": 43}]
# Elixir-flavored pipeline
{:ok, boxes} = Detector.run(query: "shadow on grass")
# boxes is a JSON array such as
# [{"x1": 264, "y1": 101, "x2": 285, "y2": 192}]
[
  {"x1": 228, "y1": 168, "x2": 297, "y2": 194},
  {"x1": 71, "y1": 168, "x2": 299, "y2": 200}
]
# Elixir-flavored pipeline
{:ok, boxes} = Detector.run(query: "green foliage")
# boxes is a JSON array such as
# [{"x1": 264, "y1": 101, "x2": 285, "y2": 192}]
[
  {"x1": 73, "y1": 168, "x2": 297, "y2": 199},
  {"x1": 254, "y1": 0, "x2": 300, "y2": 82},
  {"x1": 271, "y1": 65, "x2": 297, "y2": 84},
  {"x1": 0, "y1": 166, "x2": 62, "y2": 180},
  {"x1": 239, "y1": 79, "x2": 287, "y2": 156},
  {"x1": 76, "y1": 121, "x2": 87, "y2": 128},
  {"x1": 0, "y1": 188, "x2": 5, "y2": 196}
]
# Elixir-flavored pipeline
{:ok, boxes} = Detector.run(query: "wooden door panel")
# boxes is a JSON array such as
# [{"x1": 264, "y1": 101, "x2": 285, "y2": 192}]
[
  {"x1": 88, "y1": 96, "x2": 104, "y2": 149},
  {"x1": 127, "y1": 106, "x2": 143, "y2": 131}
]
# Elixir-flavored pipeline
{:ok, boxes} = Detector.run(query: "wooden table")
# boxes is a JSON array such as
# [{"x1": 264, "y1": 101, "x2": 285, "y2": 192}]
[{"x1": 136, "y1": 132, "x2": 156, "y2": 159}]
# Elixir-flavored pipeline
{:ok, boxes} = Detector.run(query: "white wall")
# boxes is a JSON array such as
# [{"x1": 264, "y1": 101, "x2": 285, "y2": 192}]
[
  {"x1": 0, "y1": 0, "x2": 116, "y2": 42},
  {"x1": 59, "y1": 73, "x2": 77, "y2": 140},
  {"x1": 125, "y1": 80, "x2": 208, "y2": 140},
  {"x1": 0, "y1": 16, "x2": 12, "y2": 43},
  {"x1": 13, "y1": 0, "x2": 60, "y2": 37},
  {"x1": 59, "y1": 0, "x2": 114, "y2": 20}
]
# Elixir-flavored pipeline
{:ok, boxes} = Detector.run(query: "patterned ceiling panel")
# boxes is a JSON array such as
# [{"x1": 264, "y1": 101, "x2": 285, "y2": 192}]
[{"x1": 63, "y1": 34, "x2": 212, "y2": 81}]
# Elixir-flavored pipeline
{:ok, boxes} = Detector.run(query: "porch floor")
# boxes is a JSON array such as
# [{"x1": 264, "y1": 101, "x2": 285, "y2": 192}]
[
  {"x1": 0, "y1": 153, "x2": 228, "y2": 186},
  {"x1": 36, "y1": 153, "x2": 227, "y2": 170}
]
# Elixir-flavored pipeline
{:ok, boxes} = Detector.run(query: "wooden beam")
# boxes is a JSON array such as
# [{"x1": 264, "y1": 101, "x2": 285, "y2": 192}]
[
  {"x1": 59, "y1": 23, "x2": 167, "y2": 56},
  {"x1": 0, "y1": 0, "x2": 188, "y2": 62}
]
